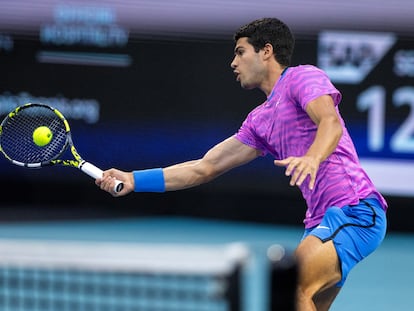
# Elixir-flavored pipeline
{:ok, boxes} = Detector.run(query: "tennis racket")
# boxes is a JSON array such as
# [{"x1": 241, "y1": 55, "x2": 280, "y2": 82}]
[{"x1": 0, "y1": 103, "x2": 123, "y2": 193}]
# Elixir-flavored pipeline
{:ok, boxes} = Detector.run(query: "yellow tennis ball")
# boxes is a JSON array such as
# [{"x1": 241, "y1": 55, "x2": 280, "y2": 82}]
[{"x1": 33, "y1": 126, "x2": 53, "y2": 147}]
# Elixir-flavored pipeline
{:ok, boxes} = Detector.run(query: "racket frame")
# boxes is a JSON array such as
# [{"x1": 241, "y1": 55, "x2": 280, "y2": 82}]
[{"x1": 0, "y1": 103, "x2": 123, "y2": 193}]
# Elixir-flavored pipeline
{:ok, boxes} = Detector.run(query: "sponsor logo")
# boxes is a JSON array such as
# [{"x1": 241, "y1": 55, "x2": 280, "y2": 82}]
[
  {"x1": 316, "y1": 225, "x2": 330, "y2": 230},
  {"x1": 318, "y1": 31, "x2": 396, "y2": 84}
]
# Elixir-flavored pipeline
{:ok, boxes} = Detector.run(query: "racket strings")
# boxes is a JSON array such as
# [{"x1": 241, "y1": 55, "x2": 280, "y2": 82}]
[{"x1": 0, "y1": 106, "x2": 68, "y2": 164}]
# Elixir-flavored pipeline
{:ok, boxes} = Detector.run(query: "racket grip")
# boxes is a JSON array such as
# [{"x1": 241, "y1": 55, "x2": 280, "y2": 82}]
[{"x1": 80, "y1": 161, "x2": 124, "y2": 193}]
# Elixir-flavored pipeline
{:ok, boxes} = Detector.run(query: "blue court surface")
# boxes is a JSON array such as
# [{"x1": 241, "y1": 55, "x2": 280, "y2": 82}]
[{"x1": 0, "y1": 216, "x2": 412, "y2": 310}]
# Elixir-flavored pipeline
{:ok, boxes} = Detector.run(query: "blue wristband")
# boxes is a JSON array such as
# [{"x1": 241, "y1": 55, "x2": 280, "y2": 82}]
[{"x1": 133, "y1": 168, "x2": 165, "y2": 192}]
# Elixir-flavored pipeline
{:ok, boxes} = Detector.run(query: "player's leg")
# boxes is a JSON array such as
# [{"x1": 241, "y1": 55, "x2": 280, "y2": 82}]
[
  {"x1": 294, "y1": 235, "x2": 341, "y2": 310},
  {"x1": 295, "y1": 198, "x2": 387, "y2": 310}
]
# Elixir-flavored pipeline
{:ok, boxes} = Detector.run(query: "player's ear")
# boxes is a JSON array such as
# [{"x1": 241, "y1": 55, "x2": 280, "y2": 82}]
[{"x1": 262, "y1": 43, "x2": 274, "y2": 60}]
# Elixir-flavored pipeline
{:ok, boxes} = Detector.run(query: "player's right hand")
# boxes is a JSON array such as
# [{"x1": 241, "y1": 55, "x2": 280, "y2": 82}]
[{"x1": 97, "y1": 169, "x2": 134, "y2": 197}]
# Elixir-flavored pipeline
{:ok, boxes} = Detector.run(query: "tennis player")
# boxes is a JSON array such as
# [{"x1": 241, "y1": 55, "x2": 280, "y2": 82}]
[{"x1": 97, "y1": 18, "x2": 388, "y2": 310}]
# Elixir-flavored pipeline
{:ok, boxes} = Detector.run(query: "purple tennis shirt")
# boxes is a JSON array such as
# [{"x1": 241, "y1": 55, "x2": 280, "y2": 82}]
[{"x1": 234, "y1": 65, "x2": 387, "y2": 228}]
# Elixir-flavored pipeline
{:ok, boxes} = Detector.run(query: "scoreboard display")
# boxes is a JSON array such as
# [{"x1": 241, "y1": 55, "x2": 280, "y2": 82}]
[
  {"x1": 1, "y1": 2, "x2": 414, "y2": 199},
  {"x1": 317, "y1": 31, "x2": 414, "y2": 197}
]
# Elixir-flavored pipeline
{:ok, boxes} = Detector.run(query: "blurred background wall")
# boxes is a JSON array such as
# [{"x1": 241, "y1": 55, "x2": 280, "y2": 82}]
[{"x1": 1, "y1": 0, "x2": 414, "y2": 232}]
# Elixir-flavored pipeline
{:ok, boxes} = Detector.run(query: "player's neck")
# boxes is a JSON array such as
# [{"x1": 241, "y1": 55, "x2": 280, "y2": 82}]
[{"x1": 262, "y1": 66, "x2": 288, "y2": 97}]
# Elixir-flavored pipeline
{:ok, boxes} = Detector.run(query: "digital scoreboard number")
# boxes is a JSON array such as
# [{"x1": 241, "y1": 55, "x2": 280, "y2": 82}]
[{"x1": 318, "y1": 31, "x2": 414, "y2": 196}]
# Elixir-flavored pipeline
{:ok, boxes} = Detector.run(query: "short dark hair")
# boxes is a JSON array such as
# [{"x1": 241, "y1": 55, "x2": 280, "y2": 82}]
[{"x1": 233, "y1": 17, "x2": 295, "y2": 66}]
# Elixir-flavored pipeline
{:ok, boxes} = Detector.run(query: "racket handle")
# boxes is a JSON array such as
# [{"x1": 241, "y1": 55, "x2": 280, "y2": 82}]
[{"x1": 80, "y1": 161, "x2": 124, "y2": 193}]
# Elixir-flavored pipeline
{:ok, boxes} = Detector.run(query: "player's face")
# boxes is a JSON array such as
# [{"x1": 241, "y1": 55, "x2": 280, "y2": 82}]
[{"x1": 231, "y1": 37, "x2": 265, "y2": 90}]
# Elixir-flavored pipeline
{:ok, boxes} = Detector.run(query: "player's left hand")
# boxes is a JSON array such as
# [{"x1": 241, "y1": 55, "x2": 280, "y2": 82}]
[{"x1": 274, "y1": 156, "x2": 320, "y2": 190}]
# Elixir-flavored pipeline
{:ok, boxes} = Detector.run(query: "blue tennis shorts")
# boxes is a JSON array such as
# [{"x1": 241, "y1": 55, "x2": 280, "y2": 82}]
[{"x1": 302, "y1": 198, "x2": 387, "y2": 287}]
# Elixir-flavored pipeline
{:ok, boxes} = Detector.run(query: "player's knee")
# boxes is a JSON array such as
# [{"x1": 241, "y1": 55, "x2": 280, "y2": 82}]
[
  {"x1": 295, "y1": 284, "x2": 309, "y2": 305},
  {"x1": 295, "y1": 281, "x2": 320, "y2": 311},
  {"x1": 294, "y1": 237, "x2": 342, "y2": 295}
]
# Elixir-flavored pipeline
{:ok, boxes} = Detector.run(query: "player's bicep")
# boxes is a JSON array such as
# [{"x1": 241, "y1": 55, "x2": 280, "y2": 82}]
[
  {"x1": 163, "y1": 137, "x2": 260, "y2": 190},
  {"x1": 201, "y1": 136, "x2": 260, "y2": 177}
]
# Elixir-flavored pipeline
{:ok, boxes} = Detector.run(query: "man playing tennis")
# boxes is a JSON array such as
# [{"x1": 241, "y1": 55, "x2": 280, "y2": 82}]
[{"x1": 97, "y1": 17, "x2": 388, "y2": 310}]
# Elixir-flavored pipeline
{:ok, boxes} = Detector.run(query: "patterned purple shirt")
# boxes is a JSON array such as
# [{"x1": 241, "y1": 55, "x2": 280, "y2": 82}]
[{"x1": 234, "y1": 65, "x2": 387, "y2": 228}]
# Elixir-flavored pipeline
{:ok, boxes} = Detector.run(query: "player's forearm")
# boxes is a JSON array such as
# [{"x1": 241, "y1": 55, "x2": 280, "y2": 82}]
[
  {"x1": 306, "y1": 116, "x2": 343, "y2": 163},
  {"x1": 130, "y1": 159, "x2": 209, "y2": 192},
  {"x1": 163, "y1": 160, "x2": 217, "y2": 191}
]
